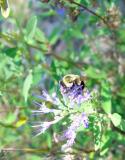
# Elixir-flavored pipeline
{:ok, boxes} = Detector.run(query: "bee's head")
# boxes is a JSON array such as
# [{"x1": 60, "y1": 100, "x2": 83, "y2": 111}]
[{"x1": 60, "y1": 74, "x2": 78, "y2": 88}]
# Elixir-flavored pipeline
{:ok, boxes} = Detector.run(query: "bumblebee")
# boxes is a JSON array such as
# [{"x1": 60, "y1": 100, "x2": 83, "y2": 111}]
[{"x1": 60, "y1": 74, "x2": 85, "y2": 90}]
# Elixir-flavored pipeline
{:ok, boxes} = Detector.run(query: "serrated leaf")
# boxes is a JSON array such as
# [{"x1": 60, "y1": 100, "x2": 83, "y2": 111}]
[
  {"x1": 110, "y1": 113, "x2": 121, "y2": 127},
  {"x1": 26, "y1": 16, "x2": 37, "y2": 39},
  {"x1": 23, "y1": 70, "x2": 33, "y2": 102},
  {"x1": 101, "y1": 81, "x2": 111, "y2": 114},
  {"x1": 0, "y1": 0, "x2": 10, "y2": 18}
]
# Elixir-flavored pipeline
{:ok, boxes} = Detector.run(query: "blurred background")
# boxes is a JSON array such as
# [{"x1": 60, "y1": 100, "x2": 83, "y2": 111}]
[{"x1": 0, "y1": 0, "x2": 125, "y2": 159}]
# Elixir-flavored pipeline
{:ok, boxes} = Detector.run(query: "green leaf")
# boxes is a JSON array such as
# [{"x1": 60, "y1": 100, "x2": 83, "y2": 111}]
[
  {"x1": 33, "y1": 70, "x2": 42, "y2": 85},
  {"x1": 4, "y1": 113, "x2": 17, "y2": 124},
  {"x1": 101, "y1": 81, "x2": 111, "y2": 114},
  {"x1": 117, "y1": 91, "x2": 125, "y2": 98},
  {"x1": 3, "y1": 47, "x2": 17, "y2": 58},
  {"x1": 108, "y1": 118, "x2": 125, "y2": 138},
  {"x1": 35, "y1": 28, "x2": 47, "y2": 42},
  {"x1": 22, "y1": 70, "x2": 33, "y2": 102},
  {"x1": 0, "y1": 0, "x2": 10, "y2": 18},
  {"x1": 29, "y1": 155, "x2": 42, "y2": 160},
  {"x1": 85, "y1": 67, "x2": 106, "y2": 79},
  {"x1": 119, "y1": 119, "x2": 125, "y2": 131},
  {"x1": 48, "y1": 27, "x2": 60, "y2": 45},
  {"x1": 110, "y1": 113, "x2": 121, "y2": 127},
  {"x1": 0, "y1": 91, "x2": 2, "y2": 96},
  {"x1": 26, "y1": 16, "x2": 37, "y2": 39},
  {"x1": 100, "y1": 137, "x2": 112, "y2": 156},
  {"x1": 93, "y1": 120, "x2": 102, "y2": 151},
  {"x1": 47, "y1": 133, "x2": 52, "y2": 148}
]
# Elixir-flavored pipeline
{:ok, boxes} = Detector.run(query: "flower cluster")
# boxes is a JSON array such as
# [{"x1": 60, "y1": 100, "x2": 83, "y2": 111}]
[
  {"x1": 60, "y1": 82, "x2": 91, "y2": 106},
  {"x1": 62, "y1": 112, "x2": 89, "y2": 149},
  {"x1": 32, "y1": 75, "x2": 93, "y2": 149}
]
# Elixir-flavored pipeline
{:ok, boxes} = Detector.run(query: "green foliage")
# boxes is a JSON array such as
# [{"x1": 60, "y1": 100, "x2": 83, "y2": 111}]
[
  {"x1": 101, "y1": 81, "x2": 111, "y2": 114},
  {"x1": 0, "y1": 0, "x2": 125, "y2": 159},
  {"x1": 22, "y1": 70, "x2": 33, "y2": 102},
  {"x1": 110, "y1": 113, "x2": 121, "y2": 127},
  {"x1": 26, "y1": 16, "x2": 37, "y2": 40}
]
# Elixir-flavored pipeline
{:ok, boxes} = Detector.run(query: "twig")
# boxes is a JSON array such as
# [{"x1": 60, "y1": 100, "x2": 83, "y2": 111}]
[
  {"x1": 2, "y1": 147, "x2": 95, "y2": 154},
  {"x1": 70, "y1": 0, "x2": 108, "y2": 25},
  {"x1": 26, "y1": 42, "x2": 87, "y2": 69}
]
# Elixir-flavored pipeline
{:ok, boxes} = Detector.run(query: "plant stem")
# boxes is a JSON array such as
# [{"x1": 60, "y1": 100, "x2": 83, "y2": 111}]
[{"x1": 70, "y1": 0, "x2": 108, "y2": 25}]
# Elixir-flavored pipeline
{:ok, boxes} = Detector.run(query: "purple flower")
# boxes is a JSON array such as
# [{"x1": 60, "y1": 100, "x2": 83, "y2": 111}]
[
  {"x1": 32, "y1": 121, "x2": 52, "y2": 136},
  {"x1": 62, "y1": 131, "x2": 76, "y2": 150},
  {"x1": 62, "y1": 113, "x2": 89, "y2": 148},
  {"x1": 60, "y1": 82, "x2": 91, "y2": 105},
  {"x1": 32, "y1": 116, "x2": 63, "y2": 136},
  {"x1": 32, "y1": 74, "x2": 91, "y2": 148},
  {"x1": 33, "y1": 90, "x2": 60, "y2": 105},
  {"x1": 81, "y1": 113, "x2": 89, "y2": 128},
  {"x1": 32, "y1": 101, "x2": 60, "y2": 115},
  {"x1": 56, "y1": 8, "x2": 65, "y2": 16}
]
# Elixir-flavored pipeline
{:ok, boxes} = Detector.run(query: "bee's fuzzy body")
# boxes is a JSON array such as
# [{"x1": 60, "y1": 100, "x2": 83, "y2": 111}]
[{"x1": 60, "y1": 74, "x2": 85, "y2": 91}]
